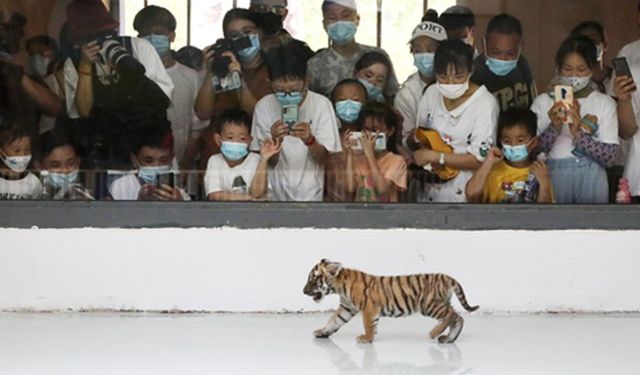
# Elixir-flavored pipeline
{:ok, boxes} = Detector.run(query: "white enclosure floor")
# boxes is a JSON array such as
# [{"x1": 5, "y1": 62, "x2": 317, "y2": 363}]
[{"x1": 0, "y1": 312, "x2": 638, "y2": 375}]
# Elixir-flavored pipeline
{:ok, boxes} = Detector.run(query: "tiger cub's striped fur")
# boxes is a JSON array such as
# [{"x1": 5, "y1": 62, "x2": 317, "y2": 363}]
[{"x1": 303, "y1": 259, "x2": 479, "y2": 344}]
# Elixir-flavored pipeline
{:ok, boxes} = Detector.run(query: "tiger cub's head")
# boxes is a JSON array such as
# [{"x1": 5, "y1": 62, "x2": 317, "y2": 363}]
[{"x1": 303, "y1": 259, "x2": 343, "y2": 303}]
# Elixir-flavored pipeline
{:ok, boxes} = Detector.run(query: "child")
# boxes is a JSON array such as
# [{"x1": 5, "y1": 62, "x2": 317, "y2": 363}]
[
  {"x1": 325, "y1": 78, "x2": 368, "y2": 202},
  {"x1": 0, "y1": 120, "x2": 42, "y2": 200},
  {"x1": 109, "y1": 127, "x2": 190, "y2": 201},
  {"x1": 251, "y1": 45, "x2": 341, "y2": 202},
  {"x1": 39, "y1": 130, "x2": 94, "y2": 200},
  {"x1": 205, "y1": 108, "x2": 280, "y2": 201},
  {"x1": 343, "y1": 102, "x2": 407, "y2": 202},
  {"x1": 133, "y1": 5, "x2": 208, "y2": 168},
  {"x1": 466, "y1": 108, "x2": 554, "y2": 203},
  {"x1": 531, "y1": 35, "x2": 619, "y2": 203}
]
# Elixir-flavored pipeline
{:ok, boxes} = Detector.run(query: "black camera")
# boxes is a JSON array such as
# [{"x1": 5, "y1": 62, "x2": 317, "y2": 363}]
[
  {"x1": 210, "y1": 36, "x2": 252, "y2": 77},
  {"x1": 88, "y1": 32, "x2": 146, "y2": 80}
]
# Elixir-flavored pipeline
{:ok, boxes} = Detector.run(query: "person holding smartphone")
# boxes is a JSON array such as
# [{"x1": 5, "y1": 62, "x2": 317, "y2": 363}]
[
  {"x1": 250, "y1": 45, "x2": 341, "y2": 202},
  {"x1": 342, "y1": 102, "x2": 407, "y2": 203},
  {"x1": 531, "y1": 35, "x2": 621, "y2": 204},
  {"x1": 108, "y1": 127, "x2": 190, "y2": 201},
  {"x1": 613, "y1": 54, "x2": 640, "y2": 202}
]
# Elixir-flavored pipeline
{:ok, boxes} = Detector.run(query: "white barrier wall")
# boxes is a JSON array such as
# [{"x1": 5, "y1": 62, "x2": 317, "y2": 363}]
[{"x1": 1, "y1": 228, "x2": 638, "y2": 314}]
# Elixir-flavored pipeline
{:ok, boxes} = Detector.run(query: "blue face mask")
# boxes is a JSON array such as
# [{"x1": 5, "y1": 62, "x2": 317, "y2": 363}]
[
  {"x1": 414, "y1": 53, "x2": 435, "y2": 77},
  {"x1": 485, "y1": 55, "x2": 519, "y2": 77},
  {"x1": 358, "y1": 78, "x2": 385, "y2": 102},
  {"x1": 145, "y1": 34, "x2": 171, "y2": 56},
  {"x1": 327, "y1": 21, "x2": 358, "y2": 45},
  {"x1": 237, "y1": 34, "x2": 261, "y2": 61},
  {"x1": 335, "y1": 100, "x2": 363, "y2": 123},
  {"x1": 502, "y1": 144, "x2": 530, "y2": 162},
  {"x1": 221, "y1": 141, "x2": 249, "y2": 161},
  {"x1": 138, "y1": 164, "x2": 172, "y2": 185},
  {"x1": 275, "y1": 91, "x2": 304, "y2": 106},
  {"x1": 48, "y1": 170, "x2": 80, "y2": 189}
]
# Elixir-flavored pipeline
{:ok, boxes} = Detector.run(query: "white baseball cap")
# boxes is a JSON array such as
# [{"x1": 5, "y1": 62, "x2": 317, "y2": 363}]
[
  {"x1": 322, "y1": 0, "x2": 357, "y2": 11},
  {"x1": 409, "y1": 21, "x2": 448, "y2": 43}
]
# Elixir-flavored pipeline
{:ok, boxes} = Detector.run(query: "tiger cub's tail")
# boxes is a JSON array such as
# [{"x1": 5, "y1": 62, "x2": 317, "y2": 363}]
[{"x1": 451, "y1": 278, "x2": 479, "y2": 312}]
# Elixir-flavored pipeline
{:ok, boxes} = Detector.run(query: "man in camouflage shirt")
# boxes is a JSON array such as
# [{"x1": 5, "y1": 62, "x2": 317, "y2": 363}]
[{"x1": 308, "y1": 0, "x2": 398, "y2": 100}]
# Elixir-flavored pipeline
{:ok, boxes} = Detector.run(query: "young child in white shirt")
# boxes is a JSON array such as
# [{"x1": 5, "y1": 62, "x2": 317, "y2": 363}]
[
  {"x1": 0, "y1": 120, "x2": 42, "y2": 200},
  {"x1": 205, "y1": 109, "x2": 280, "y2": 201},
  {"x1": 251, "y1": 45, "x2": 342, "y2": 202},
  {"x1": 109, "y1": 126, "x2": 189, "y2": 201}
]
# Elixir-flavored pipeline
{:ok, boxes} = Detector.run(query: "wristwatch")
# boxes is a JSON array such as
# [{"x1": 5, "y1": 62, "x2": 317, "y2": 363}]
[{"x1": 438, "y1": 153, "x2": 446, "y2": 166}]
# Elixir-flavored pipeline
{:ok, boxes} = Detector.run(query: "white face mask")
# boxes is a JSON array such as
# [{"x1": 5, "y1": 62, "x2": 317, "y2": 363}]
[
  {"x1": 1, "y1": 153, "x2": 32, "y2": 173},
  {"x1": 437, "y1": 80, "x2": 470, "y2": 100},
  {"x1": 561, "y1": 75, "x2": 592, "y2": 92}
]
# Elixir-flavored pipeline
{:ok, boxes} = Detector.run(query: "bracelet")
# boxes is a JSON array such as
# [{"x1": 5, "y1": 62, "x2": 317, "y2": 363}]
[
  {"x1": 78, "y1": 69, "x2": 92, "y2": 76},
  {"x1": 304, "y1": 135, "x2": 317, "y2": 146}
]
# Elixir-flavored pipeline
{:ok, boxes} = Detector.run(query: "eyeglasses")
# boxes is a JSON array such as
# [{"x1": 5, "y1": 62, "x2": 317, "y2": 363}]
[{"x1": 250, "y1": 4, "x2": 287, "y2": 16}]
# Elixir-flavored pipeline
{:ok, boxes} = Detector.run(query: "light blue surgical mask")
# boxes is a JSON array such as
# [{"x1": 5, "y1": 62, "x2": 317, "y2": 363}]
[
  {"x1": 335, "y1": 100, "x2": 363, "y2": 123},
  {"x1": 485, "y1": 55, "x2": 518, "y2": 77},
  {"x1": 237, "y1": 34, "x2": 261, "y2": 61},
  {"x1": 144, "y1": 34, "x2": 171, "y2": 57},
  {"x1": 358, "y1": 78, "x2": 385, "y2": 102},
  {"x1": 327, "y1": 21, "x2": 358, "y2": 45},
  {"x1": 275, "y1": 91, "x2": 304, "y2": 106},
  {"x1": 414, "y1": 52, "x2": 435, "y2": 77},
  {"x1": 48, "y1": 170, "x2": 80, "y2": 189},
  {"x1": 502, "y1": 144, "x2": 530, "y2": 162},
  {"x1": 221, "y1": 141, "x2": 249, "y2": 161},
  {"x1": 138, "y1": 164, "x2": 172, "y2": 185},
  {"x1": 29, "y1": 55, "x2": 50, "y2": 77},
  {"x1": 1, "y1": 152, "x2": 31, "y2": 173}
]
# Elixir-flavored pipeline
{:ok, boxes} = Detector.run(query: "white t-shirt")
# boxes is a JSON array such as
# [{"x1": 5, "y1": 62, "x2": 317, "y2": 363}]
[
  {"x1": 623, "y1": 64, "x2": 640, "y2": 196},
  {"x1": 618, "y1": 39, "x2": 640, "y2": 67},
  {"x1": 395, "y1": 72, "x2": 429, "y2": 146},
  {"x1": 204, "y1": 153, "x2": 262, "y2": 196},
  {"x1": 0, "y1": 173, "x2": 42, "y2": 200},
  {"x1": 166, "y1": 62, "x2": 208, "y2": 164},
  {"x1": 39, "y1": 74, "x2": 63, "y2": 134},
  {"x1": 109, "y1": 174, "x2": 190, "y2": 201},
  {"x1": 64, "y1": 37, "x2": 174, "y2": 119},
  {"x1": 416, "y1": 84, "x2": 499, "y2": 203},
  {"x1": 251, "y1": 91, "x2": 342, "y2": 202},
  {"x1": 531, "y1": 91, "x2": 619, "y2": 160}
]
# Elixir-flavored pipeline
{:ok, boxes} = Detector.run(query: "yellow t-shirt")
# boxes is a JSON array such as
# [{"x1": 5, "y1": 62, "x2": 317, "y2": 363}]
[{"x1": 483, "y1": 161, "x2": 533, "y2": 203}]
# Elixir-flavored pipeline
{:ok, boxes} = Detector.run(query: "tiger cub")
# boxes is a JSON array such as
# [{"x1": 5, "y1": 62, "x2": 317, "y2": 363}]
[{"x1": 303, "y1": 259, "x2": 479, "y2": 344}]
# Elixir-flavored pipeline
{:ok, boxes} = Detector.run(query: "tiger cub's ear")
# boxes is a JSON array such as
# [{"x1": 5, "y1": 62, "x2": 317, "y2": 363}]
[{"x1": 324, "y1": 261, "x2": 343, "y2": 279}]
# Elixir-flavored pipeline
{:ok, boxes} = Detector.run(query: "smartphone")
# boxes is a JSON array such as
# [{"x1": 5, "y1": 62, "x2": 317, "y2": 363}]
[
  {"x1": 349, "y1": 132, "x2": 387, "y2": 151},
  {"x1": 156, "y1": 171, "x2": 176, "y2": 190},
  {"x1": 613, "y1": 57, "x2": 637, "y2": 92},
  {"x1": 282, "y1": 105, "x2": 299, "y2": 130},
  {"x1": 554, "y1": 85, "x2": 573, "y2": 105}
]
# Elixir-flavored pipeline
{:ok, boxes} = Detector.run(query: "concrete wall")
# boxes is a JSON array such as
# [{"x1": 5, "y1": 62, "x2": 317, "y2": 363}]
[{"x1": 1, "y1": 228, "x2": 638, "y2": 314}]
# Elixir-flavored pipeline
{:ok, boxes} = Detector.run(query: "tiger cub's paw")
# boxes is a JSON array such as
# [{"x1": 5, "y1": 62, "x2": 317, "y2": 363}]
[
  {"x1": 314, "y1": 329, "x2": 331, "y2": 338},
  {"x1": 356, "y1": 334, "x2": 374, "y2": 344}
]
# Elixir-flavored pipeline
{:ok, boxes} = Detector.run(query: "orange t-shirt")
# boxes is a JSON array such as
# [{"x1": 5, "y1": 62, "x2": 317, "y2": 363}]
[{"x1": 353, "y1": 152, "x2": 407, "y2": 203}]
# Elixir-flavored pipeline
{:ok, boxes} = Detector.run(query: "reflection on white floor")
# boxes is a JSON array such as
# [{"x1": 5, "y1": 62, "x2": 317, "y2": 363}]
[{"x1": 0, "y1": 313, "x2": 639, "y2": 375}]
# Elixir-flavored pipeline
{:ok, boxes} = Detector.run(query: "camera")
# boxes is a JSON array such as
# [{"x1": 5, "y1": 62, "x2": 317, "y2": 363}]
[
  {"x1": 209, "y1": 36, "x2": 252, "y2": 93},
  {"x1": 88, "y1": 31, "x2": 146, "y2": 80}
]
